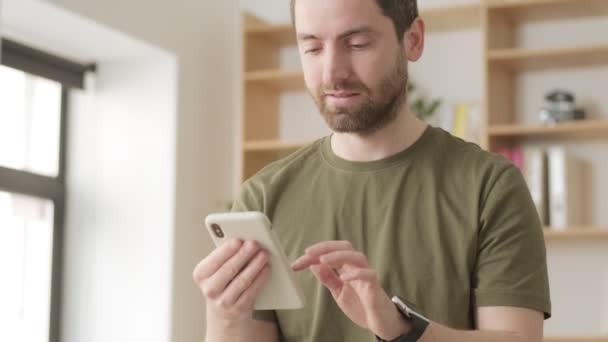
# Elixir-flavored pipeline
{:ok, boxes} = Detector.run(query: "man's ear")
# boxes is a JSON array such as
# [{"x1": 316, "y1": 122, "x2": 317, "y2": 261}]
[{"x1": 403, "y1": 17, "x2": 425, "y2": 62}]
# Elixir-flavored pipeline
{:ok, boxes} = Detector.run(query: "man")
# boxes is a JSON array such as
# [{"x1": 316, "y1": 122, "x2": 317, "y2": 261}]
[{"x1": 193, "y1": 0, "x2": 551, "y2": 341}]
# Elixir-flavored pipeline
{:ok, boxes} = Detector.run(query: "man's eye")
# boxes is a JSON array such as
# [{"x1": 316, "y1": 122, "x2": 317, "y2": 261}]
[
  {"x1": 350, "y1": 43, "x2": 370, "y2": 50},
  {"x1": 305, "y1": 48, "x2": 322, "y2": 54}
]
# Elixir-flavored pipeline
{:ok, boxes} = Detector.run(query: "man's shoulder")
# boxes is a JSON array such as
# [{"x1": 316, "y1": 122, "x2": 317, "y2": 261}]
[
  {"x1": 245, "y1": 136, "x2": 326, "y2": 187},
  {"x1": 430, "y1": 127, "x2": 516, "y2": 186}
]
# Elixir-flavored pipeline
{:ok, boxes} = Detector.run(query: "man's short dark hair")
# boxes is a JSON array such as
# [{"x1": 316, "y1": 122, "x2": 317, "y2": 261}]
[{"x1": 290, "y1": 0, "x2": 419, "y2": 43}]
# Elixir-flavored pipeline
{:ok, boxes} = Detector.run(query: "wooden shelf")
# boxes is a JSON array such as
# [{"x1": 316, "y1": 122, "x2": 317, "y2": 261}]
[
  {"x1": 420, "y1": 4, "x2": 481, "y2": 32},
  {"x1": 488, "y1": 120, "x2": 608, "y2": 140},
  {"x1": 244, "y1": 140, "x2": 308, "y2": 152},
  {"x1": 246, "y1": 24, "x2": 295, "y2": 46},
  {"x1": 245, "y1": 3, "x2": 481, "y2": 46},
  {"x1": 545, "y1": 337, "x2": 608, "y2": 342},
  {"x1": 488, "y1": 44, "x2": 608, "y2": 71},
  {"x1": 544, "y1": 228, "x2": 608, "y2": 240},
  {"x1": 487, "y1": 0, "x2": 608, "y2": 22},
  {"x1": 245, "y1": 70, "x2": 305, "y2": 91}
]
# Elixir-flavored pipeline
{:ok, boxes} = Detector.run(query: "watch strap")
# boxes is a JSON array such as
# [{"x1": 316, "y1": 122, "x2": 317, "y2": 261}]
[{"x1": 376, "y1": 297, "x2": 430, "y2": 342}]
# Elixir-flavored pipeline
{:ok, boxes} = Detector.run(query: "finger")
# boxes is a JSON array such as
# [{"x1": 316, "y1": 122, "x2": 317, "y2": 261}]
[
  {"x1": 234, "y1": 264, "x2": 272, "y2": 310},
  {"x1": 292, "y1": 240, "x2": 354, "y2": 271},
  {"x1": 220, "y1": 250, "x2": 269, "y2": 306},
  {"x1": 305, "y1": 240, "x2": 353, "y2": 256},
  {"x1": 193, "y1": 238, "x2": 243, "y2": 283},
  {"x1": 291, "y1": 254, "x2": 320, "y2": 271},
  {"x1": 339, "y1": 268, "x2": 378, "y2": 283},
  {"x1": 319, "y1": 250, "x2": 369, "y2": 269},
  {"x1": 203, "y1": 240, "x2": 261, "y2": 298},
  {"x1": 310, "y1": 264, "x2": 343, "y2": 296}
]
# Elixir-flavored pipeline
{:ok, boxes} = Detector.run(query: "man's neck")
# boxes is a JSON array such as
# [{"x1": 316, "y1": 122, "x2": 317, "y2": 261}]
[{"x1": 330, "y1": 109, "x2": 428, "y2": 162}]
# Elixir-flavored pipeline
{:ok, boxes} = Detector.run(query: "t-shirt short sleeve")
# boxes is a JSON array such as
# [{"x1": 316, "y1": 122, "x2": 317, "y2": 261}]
[
  {"x1": 251, "y1": 309, "x2": 279, "y2": 322},
  {"x1": 474, "y1": 165, "x2": 552, "y2": 319},
  {"x1": 230, "y1": 179, "x2": 262, "y2": 213},
  {"x1": 231, "y1": 181, "x2": 280, "y2": 323}
]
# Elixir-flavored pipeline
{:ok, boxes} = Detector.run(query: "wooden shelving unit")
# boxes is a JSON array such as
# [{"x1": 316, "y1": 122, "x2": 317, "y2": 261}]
[
  {"x1": 245, "y1": 70, "x2": 305, "y2": 91},
  {"x1": 488, "y1": 120, "x2": 608, "y2": 140},
  {"x1": 488, "y1": 44, "x2": 608, "y2": 71},
  {"x1": 484, "y1": 0, "x2": 608, "y2": 145},
  {"x1": 544, "y1": 228, "x2": 608, "y2": 240},
  {"x1": 486, "y1": 0, "x2": 608, "y2": 22},
  {"x1": 244, "y1": 140, "x2": 308, "y2": 152},
  {"x1": 545, "y1": 337, "x2": 608, "y2": 342},
  {"x1": 483, "y1": 4, "x2": 608, "y2": 340},
  {"x1": 246, "y1": 24, "x2": 295, "y2": 46},
  {"x1": 241, "y1": 3, "x2": 607, "y2": 338},
  {"x1": 420, "y1": 3, "x2": 481, "y2": 32}
]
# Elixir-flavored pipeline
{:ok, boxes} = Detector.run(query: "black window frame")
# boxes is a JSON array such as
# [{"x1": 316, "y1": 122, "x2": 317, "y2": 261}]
[{"x1": 0, "y1": 38, "x2": 94, "y2": 342}]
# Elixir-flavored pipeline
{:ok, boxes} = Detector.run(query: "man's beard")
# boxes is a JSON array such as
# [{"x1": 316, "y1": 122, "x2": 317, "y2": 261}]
[{"x1": 311, "y1": 54, "x2": 409, "y2": 135}]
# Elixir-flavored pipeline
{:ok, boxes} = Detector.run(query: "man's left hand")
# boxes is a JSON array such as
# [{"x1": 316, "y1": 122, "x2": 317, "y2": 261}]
[{"x1": 291, "y1": 240, "x2": 411, "y2": 341}]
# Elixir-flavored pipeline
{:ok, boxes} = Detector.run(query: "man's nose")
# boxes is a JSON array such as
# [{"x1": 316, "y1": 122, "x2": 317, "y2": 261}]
[{"x1": 322, "y1": 47, "x2": 351, "y2": 87}]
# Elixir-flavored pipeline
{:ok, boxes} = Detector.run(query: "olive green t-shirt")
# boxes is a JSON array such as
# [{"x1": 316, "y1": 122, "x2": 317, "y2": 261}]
[{"x1": 231, "y1": 126, "x2": 551, "y2": 342}]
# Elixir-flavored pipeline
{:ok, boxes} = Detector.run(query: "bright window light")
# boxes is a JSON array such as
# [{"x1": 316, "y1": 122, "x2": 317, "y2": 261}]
[
  {"x1": 0, "y1": 65, "x2": 62, "y2": 177},
  {"x1": 0, "y1": 191, "x2": 54, "y2": 342}
]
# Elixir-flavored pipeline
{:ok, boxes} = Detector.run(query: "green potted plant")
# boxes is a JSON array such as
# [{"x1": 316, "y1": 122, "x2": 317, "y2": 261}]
[{"x1": 408, "y1": 81, "x2": 442, "y2": 122}]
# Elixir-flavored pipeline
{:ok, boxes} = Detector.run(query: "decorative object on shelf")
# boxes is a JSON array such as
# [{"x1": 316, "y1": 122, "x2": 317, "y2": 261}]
[
  {"x1": 538, "y1": 90, "x2": 586, "y2": 124},
  {"x1": 408, "y1": 81, "x2": 442, "y2": 122}
]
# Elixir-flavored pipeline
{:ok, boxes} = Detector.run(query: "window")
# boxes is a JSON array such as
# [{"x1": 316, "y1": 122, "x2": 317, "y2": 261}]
[
  {"x1": 0, "y1": 192, "x2": 55, "y2": 342},
  {"x1": 0, "y1": 38, "x2": 93, "y2": 342},
  {"x1": 0, "y1": 65, "x2": 62, "y2": 177}
]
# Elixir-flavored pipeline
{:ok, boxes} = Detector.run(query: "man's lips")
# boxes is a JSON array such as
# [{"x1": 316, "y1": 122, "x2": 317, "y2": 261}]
[
  {"x1": 324, "y1": 91, "x2": 362, "y2": 108},
  {"x1": 325, "y1": 91, "x2": 360, "y2": 98}
]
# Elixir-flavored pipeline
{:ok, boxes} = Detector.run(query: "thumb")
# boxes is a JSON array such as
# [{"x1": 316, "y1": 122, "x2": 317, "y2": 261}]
[{"x1": 310, "y1": 264, "x2": 343, "y2": 296}]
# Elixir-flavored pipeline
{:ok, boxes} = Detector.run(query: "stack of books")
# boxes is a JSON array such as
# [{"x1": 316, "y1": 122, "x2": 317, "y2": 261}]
[{"x1": 498, "y1": 146, "x2": 590, "y2": 230}]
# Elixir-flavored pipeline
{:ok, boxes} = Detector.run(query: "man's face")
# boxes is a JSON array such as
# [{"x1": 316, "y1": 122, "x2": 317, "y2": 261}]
[{"x1": 294, "y1": 0, "x2": 409, "y2": 134}]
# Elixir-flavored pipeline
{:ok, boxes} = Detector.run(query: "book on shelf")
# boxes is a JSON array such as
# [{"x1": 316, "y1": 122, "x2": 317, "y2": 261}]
[
  {"x1": 436, "y1": 102, "x2": 480, "y2": 145},
  {"x1": 546, "y1": 146, "x2": 590, "y2": 230},
  {"x1": 522, "y1": 147, "x2": 549, "y2": 227},
  {"x1": 497, "y1": 146, "x2": 589, "y2": 229},
  {"x1": 498, "y1": 147, "x2": 549, "y2": 226}
]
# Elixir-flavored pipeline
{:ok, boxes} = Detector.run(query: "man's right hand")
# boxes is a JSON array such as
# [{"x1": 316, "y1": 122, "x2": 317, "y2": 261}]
[{"x1": 193, "y1": 238, "x2": 271, "y2": 322}]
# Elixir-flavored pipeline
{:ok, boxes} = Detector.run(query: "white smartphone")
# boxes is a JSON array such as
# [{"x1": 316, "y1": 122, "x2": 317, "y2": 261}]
[{"x1": 204, "y1": 211, "x2": 305, "y2": 310}]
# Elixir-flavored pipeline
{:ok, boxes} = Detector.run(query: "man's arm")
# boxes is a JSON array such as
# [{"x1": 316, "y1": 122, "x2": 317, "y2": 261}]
[
  {"x1": 416, "y1": 306, "x2": 543, "y2": 342},
  {"x1": 205, "y1": 315, "x2": 279, "y2": 342},
  {"x1": 201, "y1": 180, "x2": 281, "y2": 342},
  {"x1": 192, "y1": 231, "x2": 281, "y2": 342},
  {"x1": 292, "y1": 239, "x2": 548, "y2": 342}
]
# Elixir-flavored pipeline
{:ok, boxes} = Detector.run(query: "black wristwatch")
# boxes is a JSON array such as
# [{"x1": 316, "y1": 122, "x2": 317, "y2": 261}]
[{"x1": 375, "y1": 296, "x2": 430, "y2": 342}]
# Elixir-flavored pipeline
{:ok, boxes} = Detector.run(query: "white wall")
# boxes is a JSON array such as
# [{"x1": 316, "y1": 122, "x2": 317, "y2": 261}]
[
  {"x1": 65, "y1": 61, "x2": 178, "y2": 342},
  {"x1": 3, "y1": 0, "x2": 240, "y2": 341},
  {"x1": 241, "y1": 0, "x2": 608, "y2": 337},
  {"x1": 1, "y1": 1, "x2": 179, "y2": 341},
  {"x1": 36, "y1": 1, "x2": 241, "y2": 342}
]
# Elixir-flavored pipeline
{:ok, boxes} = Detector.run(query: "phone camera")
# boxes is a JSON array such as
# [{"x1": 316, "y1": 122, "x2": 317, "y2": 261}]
[{"x1": 211, "y1": 223, "x2": 224, "y2": 238}]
